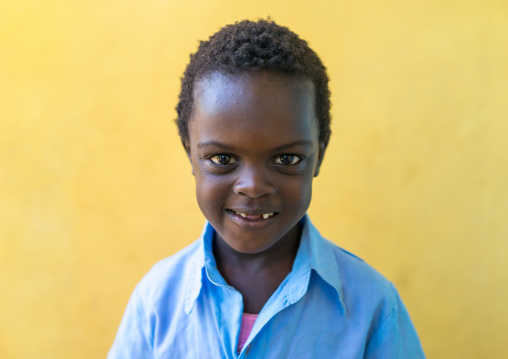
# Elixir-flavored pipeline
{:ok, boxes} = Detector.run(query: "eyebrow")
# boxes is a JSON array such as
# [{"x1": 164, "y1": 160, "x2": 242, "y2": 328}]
[
  {"x1": 272, "y1": 140, "x2": 313, "y2": 152},
  {"x1": 197, "y1": 141, "x2": 233, "y2": 150},
  {"x1": 196, "y1": 140, "x2": 313, "y2": 152}
]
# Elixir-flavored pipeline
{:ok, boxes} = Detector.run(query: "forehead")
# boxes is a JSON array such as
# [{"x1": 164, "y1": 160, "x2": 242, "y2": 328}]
[{"x1": 189, "y1": 72, "x2": 319, "y2": 147}]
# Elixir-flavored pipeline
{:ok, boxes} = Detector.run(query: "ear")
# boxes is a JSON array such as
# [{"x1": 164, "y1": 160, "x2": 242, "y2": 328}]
[
  {"x1": 313, "y1": 141, "x2": 327, "y2": 177},
  {"x1": 183, "y1": 140, "x2": 195, "y2": 176}
]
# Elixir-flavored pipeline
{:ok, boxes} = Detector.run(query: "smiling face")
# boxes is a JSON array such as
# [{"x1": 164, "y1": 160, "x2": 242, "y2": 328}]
[{"x1": 184, "y1": 72, "x2": 326, "y2": 254}]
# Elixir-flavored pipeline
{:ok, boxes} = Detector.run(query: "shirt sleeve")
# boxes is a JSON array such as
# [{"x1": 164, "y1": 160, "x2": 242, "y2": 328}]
[
  {"x1": 364, "y1": 284, "x2": 426, "y2": 359},
  {"x1": 107, "y1": 285, "x2": 153, "y2": 359}
]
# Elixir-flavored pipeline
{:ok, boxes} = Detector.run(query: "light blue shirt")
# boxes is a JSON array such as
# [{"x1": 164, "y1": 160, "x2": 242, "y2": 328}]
[{"x1": 108, "y1": 216, "x2": 425, "y2": 358}]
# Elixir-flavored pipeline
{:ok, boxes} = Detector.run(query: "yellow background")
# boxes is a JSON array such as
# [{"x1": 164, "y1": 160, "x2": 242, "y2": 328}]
[{"x1": 1, "y1": 0, "x2": 507, "y2": 358}]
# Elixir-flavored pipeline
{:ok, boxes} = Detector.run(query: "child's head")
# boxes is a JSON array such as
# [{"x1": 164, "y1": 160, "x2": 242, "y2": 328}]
[
  {"x1": 177, "y1": 19, "x2": 332, "y2": 254},
  {"x1": 176, "y1": 19, "x2": 331, "y2": 147}
]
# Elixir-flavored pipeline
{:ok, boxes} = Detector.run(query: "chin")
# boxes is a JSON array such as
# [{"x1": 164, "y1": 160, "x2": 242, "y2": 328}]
[{"x1": 223, "y1": 233, "x2": 276, "y2": 254}]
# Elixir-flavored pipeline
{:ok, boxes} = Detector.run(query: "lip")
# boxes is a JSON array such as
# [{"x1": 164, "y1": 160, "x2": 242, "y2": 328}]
[{"x1": 225, "y1": 209, "x2": 279, "y2": 231}]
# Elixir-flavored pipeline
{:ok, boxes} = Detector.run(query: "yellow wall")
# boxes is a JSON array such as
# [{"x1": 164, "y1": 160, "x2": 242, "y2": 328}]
[{"x1": 1, "y1": 0, "x2": 507, "y2": 357}]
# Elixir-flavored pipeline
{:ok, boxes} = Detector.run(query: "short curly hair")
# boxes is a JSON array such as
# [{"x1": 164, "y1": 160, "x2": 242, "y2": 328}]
[{"x1": 175, "y1": 19, "x2": 331, "y2": 146}]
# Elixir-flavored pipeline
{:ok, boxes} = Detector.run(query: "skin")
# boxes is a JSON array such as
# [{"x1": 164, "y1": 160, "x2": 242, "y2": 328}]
[{"x1": 184, "y1": 71, "x2": 326, "y2": 314}]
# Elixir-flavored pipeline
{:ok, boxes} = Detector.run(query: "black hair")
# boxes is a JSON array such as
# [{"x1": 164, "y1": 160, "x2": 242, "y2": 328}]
[{"x1": 175, "y1": 19, "x2": 331, "y2": 145}]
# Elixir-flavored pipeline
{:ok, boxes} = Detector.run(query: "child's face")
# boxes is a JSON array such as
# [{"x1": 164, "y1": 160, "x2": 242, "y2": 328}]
[{"x1": 184, "y1": 72, "x2": 325, "y2": 254}]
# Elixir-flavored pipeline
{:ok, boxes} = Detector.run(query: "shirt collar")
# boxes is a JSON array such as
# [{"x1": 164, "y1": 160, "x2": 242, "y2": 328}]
[
  {"x1": 284, "y1": 215, "x2": 346, "y2": 312},
  {"x1": 300, "y1": 216, "x2": 346, "y2": 310},
  {"x1": 184, "y1": 214, "x2": 346, "y2": 315}
]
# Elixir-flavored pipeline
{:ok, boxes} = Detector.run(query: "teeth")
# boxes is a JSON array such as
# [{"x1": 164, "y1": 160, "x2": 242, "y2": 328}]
[{"x1": 234, "y1": 211, "x2": 274, "y2": 219}]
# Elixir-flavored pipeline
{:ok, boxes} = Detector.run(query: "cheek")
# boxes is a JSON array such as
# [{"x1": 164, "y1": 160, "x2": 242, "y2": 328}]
[
  {"x1": 194, "y1": 170, "x2": 231, "y2": 214},
  {"x1": 280, "y1": 174, "x2": 314, "y2": 208}
]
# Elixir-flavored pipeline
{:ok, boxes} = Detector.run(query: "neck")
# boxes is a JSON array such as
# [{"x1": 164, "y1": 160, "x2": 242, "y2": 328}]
[
  {"x1": 213, "y1": 224, "x2": 302, "y2": 275},
  {"x1": 212, "y1": 224, "x2": 302, "y2": 314}
]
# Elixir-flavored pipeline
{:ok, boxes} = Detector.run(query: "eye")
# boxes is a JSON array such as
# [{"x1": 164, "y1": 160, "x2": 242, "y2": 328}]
[
  {"x1": 209, "y1": 154, "x2": 237, "y2": 166},
  {"x1": 274, "y1": 154, "x2": 302, "y2": 165}
]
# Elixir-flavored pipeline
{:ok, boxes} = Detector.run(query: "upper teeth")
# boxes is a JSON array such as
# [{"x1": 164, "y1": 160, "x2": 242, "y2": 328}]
[{"x1": 234, "y1": 211, "x2": 274, "y2": 219}]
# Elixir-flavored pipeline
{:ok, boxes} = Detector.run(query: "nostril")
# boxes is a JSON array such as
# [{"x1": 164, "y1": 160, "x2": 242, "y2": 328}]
[
  {"x1": 233, "y1": 180, "x2": 276, "y2": 198},
  {"x1": 233, "y1": 169, "x2": 276, "y2": 198}
]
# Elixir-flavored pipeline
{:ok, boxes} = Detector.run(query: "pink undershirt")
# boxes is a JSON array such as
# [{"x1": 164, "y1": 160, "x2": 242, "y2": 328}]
[{"x1": 237, "y1": 313, "x2": 258, "y2": 352}]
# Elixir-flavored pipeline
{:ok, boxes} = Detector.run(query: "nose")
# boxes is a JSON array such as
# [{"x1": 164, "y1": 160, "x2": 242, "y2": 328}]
[{"x1": 233, "y1": 165, "x2": 276, "y2": 198}]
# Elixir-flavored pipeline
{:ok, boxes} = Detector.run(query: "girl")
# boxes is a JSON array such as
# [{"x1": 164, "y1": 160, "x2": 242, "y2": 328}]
[{"x1": 108, "y1": 19, "x2": 425, "y2": 358}]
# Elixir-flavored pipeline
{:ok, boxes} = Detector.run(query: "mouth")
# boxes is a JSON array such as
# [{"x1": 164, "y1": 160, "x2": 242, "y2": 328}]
[{"x1": 226, "y1": 209, "x2": 278, "y2": 221}]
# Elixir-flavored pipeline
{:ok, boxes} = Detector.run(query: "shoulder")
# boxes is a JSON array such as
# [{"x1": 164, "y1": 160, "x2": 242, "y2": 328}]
[
  {"x1": 305, "y1": 218, "x2": 393, "y2": 295},
  {"x1": 133, "y1": 240, "x2": 202, "y2": 308},
  {"x1": 331, "y1": 239, "x2": 394, "y2": 297},
  {"x1": 312, "y1": 234, "x2": 399, "y2": 316}
]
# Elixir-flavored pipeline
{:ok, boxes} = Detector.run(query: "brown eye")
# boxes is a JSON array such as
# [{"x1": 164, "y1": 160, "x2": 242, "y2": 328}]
[
  {"x1": 274, "y1": 155, "x2": 302, "y2": 165},
  {"x1": 209, "y1": 154, "x2": 236, "y2": 165}
]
